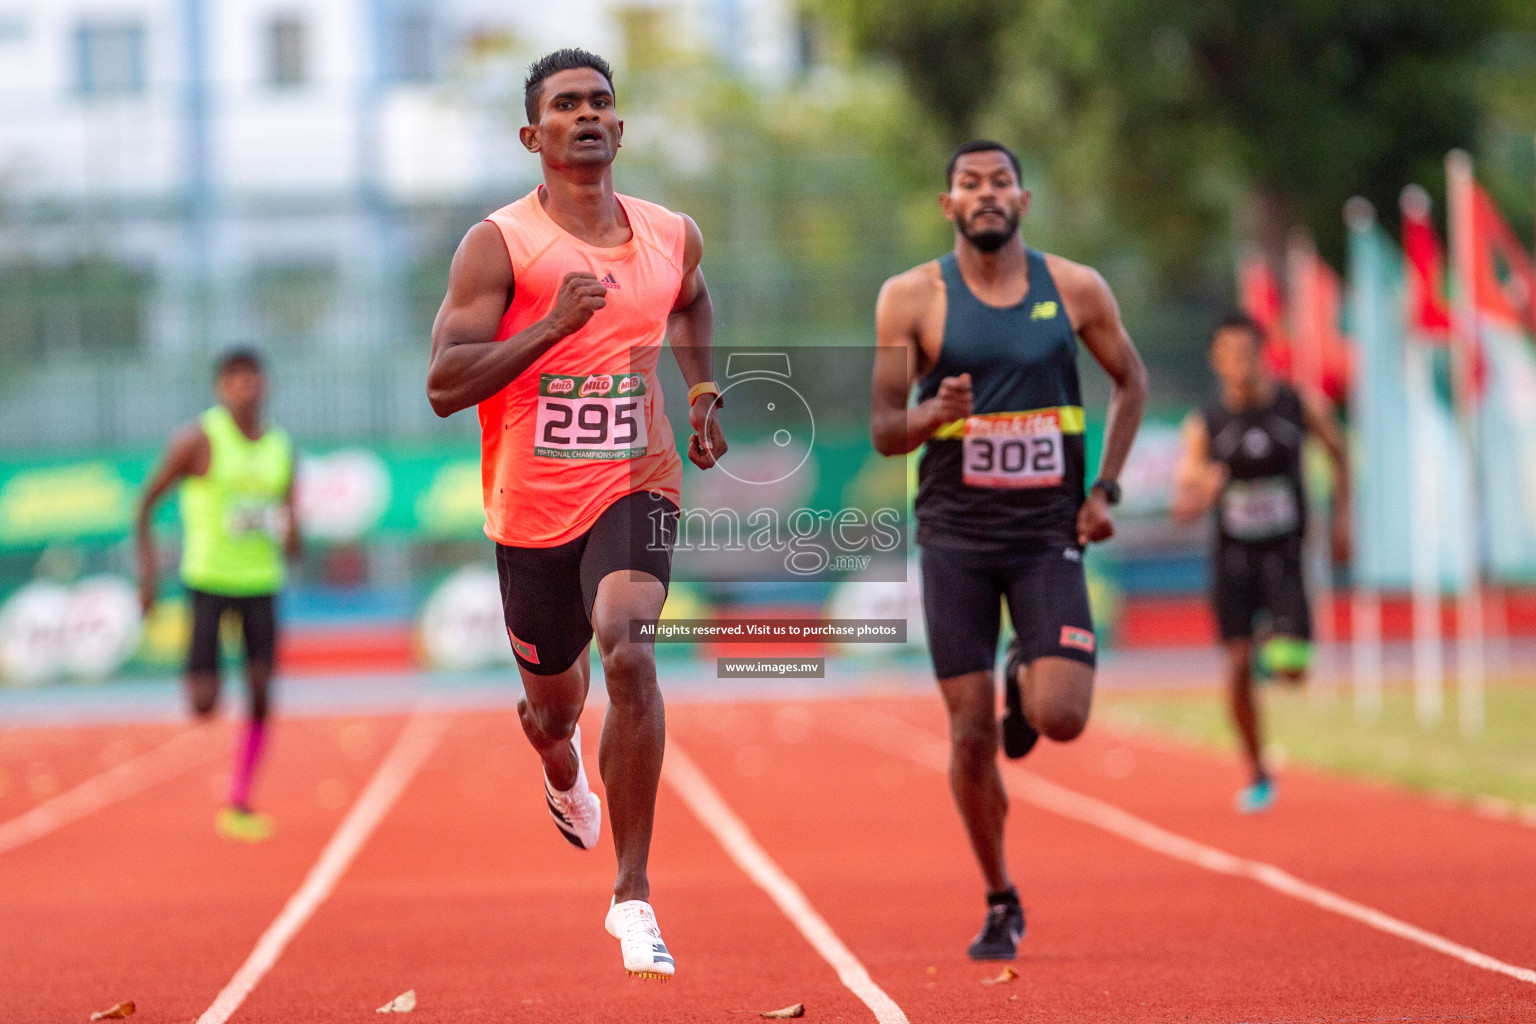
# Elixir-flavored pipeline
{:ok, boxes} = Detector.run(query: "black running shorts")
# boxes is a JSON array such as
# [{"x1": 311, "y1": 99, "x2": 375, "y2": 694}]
[
  {"x1": 496, "y1": 490, "x2": 680, "y2": 676},
  {"x1": 1211, "y1": 537, "x2": 1311, "y2": 642},
  {"x1": 187, "y1": 588, "x2": 278, "y2": 674},
  {"x1": 919, "y1": 542, "x2": 1097, "y2": 680}
]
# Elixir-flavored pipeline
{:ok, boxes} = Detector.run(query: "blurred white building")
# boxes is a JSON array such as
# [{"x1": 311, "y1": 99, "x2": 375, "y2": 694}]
[
  {"x1": 0, "y1": 0, "x2": 798, "y2": 349},
  {"x1": 0, "y1": 0, "x2": 798, "y2": 202}
]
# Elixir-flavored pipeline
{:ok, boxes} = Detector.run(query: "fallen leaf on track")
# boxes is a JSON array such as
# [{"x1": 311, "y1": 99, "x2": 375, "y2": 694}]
[
  {"x1": 981, "y1": 966, "x2": 1019, "y2": 985},
  {"x1": 90, "y1": 1002, "x2": 135, "y2": 1020},
  {"x1": 762, "y1": 1004, "x2": 805, "y2": 1018},
  {"x1": 377, "y1": 989, "x2": 416, "y2": 1013}
]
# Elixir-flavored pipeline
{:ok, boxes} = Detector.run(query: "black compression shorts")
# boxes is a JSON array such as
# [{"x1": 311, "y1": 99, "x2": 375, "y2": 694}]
[
  {"x1": 1211, "y1": 537, "x2": 1311, "y2": 641},
  {"x1": 187, "y1": 588, "x2": 278, "y2": 675},
  {"x1": 919, "y1": 542, "x2": 1097, "y2": 680},
  {"x1": 496, "y1": 490, "x2": 680, "y2": 676}
]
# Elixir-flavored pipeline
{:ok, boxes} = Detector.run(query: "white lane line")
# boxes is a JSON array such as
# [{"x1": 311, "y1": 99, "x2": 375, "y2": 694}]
[
  {"x1": 0, "y1": 728, "x2": 218, "y2": 856},
  {"x1": 196, "y1": 712, "x2": 453, "y2": 1024},
  {"x1": 826, "y1": 705, "x2": 1536, "y2": 990},
  {"x1": 663, "y1": 740, "x2": 911, "y2": 1024}
]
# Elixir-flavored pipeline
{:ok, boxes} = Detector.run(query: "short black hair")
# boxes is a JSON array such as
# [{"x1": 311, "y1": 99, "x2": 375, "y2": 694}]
[
  {"x1": 216, "y1": 346, "x2": 265, "y2": 377},
  {"x1": 524, "y1": 48, "x2": 615, "y2": 124},
  {"x1": 1211, "y1": 311, "x2": 1265, "y2": 346},
  {"x1": 946, "y1": 140, "x2": 1022, "y2": 189}
]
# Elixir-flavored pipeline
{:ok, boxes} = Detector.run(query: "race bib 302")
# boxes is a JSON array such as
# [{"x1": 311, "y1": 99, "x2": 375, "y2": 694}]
[
  {"x1": 962, "y1": 409, "x2": 1065, "y2": 489},
  {"x1": 534, "y1": 373, "x2": 648, "y2": 460}
]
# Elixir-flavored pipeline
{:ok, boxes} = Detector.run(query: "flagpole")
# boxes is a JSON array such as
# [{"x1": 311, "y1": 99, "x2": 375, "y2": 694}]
[
  {"x1": 1445, "y1": 149, "x2": 1487, "y2": 738},
  {"x1": 1406, "y1": 336, "x2": 1445, "y2": 728},
  {"x1": 1287, "y1": 230, "x2": 1336, "y2": 698},
  {"x1": 1344, "y1": 197, "x2": 1383, "y2": 722}
]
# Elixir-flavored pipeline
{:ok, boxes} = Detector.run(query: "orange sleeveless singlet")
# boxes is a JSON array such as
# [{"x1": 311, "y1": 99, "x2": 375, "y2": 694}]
[{"x1": 479, "y1": 188, "x2": 686, "y2": 547}]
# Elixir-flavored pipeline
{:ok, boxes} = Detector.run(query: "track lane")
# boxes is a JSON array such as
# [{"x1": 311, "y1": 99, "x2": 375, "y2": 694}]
[
  {"x1": 235, "y1": 708, "x2": 879, "y2": 1022},
  {"x1": 0, "y1": 721, "x2": 198, "y2": 826},
  {"x1": 0, "y1": 714, "x2": 410, "y2": 1023},
  {"x1": 8, "y1": 691, "x2": 1534, "y2": 1023},
  {"x1": 871, "y1": 695, "x2": 1536, "y2": 971},
  {"x1": 665, "y1": 695, "x2": 1536, "y2": 1023}
]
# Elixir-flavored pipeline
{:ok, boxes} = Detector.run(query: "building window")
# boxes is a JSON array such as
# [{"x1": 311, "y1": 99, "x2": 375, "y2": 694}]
[
  {"x1": 394, "y1": 10, "x2": 433, "y2": 82},
  {"x1": 266, "y1": 16, "x2": 307, "y2": 88},
  {"x1": 74, "y1": 21, "x2": 146, "y2": 96}
]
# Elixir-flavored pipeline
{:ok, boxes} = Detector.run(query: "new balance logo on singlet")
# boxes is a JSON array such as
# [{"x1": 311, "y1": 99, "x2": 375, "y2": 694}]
[
  {"x1": 1030, "y1": 301, "x2": 1058, "y2": 321},
  {"x1": 601, "y1": 272, "x2": 620, "y2": 289}
]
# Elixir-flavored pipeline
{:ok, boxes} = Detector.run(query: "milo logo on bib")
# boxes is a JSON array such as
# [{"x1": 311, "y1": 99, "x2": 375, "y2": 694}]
[{"x1": 535, "y1": 373, "x2": 649, "y2": 460}]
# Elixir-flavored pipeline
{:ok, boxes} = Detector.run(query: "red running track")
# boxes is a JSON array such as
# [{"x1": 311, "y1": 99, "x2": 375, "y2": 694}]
[{"x1": 1, "y1": 694, "x2": 1533, "y2": 1023}]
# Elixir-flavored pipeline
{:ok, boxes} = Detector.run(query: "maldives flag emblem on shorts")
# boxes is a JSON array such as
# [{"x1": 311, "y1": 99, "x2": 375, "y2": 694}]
[
  {"x1": 508, "y1": 628, "x2": 539, "y2": 664},
  {"x1": 1060, "y1": 626, "x2": 1095, "y2": 653}
]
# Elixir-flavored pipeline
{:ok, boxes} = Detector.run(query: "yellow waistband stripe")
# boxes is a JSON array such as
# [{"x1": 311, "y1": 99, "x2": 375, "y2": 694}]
[{"x1": 931, "y1": 405, "x2": 1085, "y2": 440}]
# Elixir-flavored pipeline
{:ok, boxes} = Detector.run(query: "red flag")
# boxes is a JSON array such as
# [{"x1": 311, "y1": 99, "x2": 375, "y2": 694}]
[
  {"x1": 1238, "y1": 251, "x2": 1293, "y2": 378},
  {"x1": 1469, "y1": 181, "x2": 1536, "y2": 333},
  {"x1": 1444, "y1": 155, "x2": 1532, "y2": 405},
  {"x1": 1287, "y1": 237, "x2": 1354, "y2": 403},
  {"x1": 1401, "y1": 185, "x2": 1452, "y2": 340}
]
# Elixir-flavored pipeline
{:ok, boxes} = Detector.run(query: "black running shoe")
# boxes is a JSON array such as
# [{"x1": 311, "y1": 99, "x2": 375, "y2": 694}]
[
  {"x1": 1000, "y1": 639, "x2": 1039, "y2": 759},
  {"x1": 967, "y1": 898, "x2": 1026, "y2": 961}
]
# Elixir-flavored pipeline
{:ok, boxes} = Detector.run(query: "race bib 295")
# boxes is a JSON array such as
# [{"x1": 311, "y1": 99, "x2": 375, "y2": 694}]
[{"x1": 534, "y1": 373, "x2": 648, "y2": 460}]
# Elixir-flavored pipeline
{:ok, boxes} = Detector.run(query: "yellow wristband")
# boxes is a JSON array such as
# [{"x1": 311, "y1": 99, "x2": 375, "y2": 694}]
[{"x1": 687, "y1": 381, "x2": 723, "y2": 407}]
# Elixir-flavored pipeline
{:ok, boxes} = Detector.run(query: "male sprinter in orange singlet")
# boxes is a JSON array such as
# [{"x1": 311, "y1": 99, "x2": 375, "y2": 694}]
[
  {"x1": 872, "y1": 141, "x2": 1147, "y2": 959},
  {"x1": 426, "y1": 49, "x2": 725, "y2": 980}
]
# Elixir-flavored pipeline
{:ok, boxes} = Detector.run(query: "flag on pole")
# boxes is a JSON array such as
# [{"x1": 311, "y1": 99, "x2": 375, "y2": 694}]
[
  {"x1": 1344, "y1": 204, "x2": 1471, "y2": 592},
  {"x1": 1401, "y1": 183, "x2": 1478, "y2": 592},
  {"x1": 1344, "y1": 208, "x2": 1412, "y2": 590},
  {"x1": 1402, "y1": 186, "x2": 1452, "y2": 339},
  {"x1": 1238, "y1": 249, "x2": 1295, "y2": 380},
  {"x1": 1447, "y1": 154, "x2": 1536, "y2": 581},
  {"x1": 1286, "y1": 232, "x2": 1355, "y2": 404}
]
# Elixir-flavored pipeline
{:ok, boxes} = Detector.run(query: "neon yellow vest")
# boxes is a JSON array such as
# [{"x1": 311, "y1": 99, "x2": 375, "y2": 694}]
[{"x1": 179, "y1": 406, "x2": 294, "y2": 596}]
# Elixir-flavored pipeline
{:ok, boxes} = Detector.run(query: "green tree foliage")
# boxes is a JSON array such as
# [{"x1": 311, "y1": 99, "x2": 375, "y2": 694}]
[
  {"x1": 816, "y1": 0, "x2": 1536, "y2": 280},
  {"x1": 818, "y1": 0, "x2": 1017, "y2": 138},
  {"x1": 1056, "y1": 0, "x2": 1513, "y2": 271}
]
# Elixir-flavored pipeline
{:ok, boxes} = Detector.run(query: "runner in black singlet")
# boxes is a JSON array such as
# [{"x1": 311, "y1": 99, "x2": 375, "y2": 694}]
[
  {"x1": 872, "y1": 140, "x2": 1148, "y2": 961},
  {"x1": 1172, "y1": 312, "x2": 1351, "y2": 814}
]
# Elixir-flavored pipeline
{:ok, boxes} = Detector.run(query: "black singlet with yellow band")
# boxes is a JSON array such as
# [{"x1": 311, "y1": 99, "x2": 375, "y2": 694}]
[
  {"x1": 1202, "y1": 382, "x2": 1308, "y2": 547},
  {"x1": 915, "y1": 248, "x2": 1086, "y2": 554}
]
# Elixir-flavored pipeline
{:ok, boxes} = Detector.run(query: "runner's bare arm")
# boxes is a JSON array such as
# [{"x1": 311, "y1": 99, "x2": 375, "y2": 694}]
[
  {"x1": 1055, "y1": 258, "x2": 1148, "y2": 488},
  {"x1": 1170, "y1": 410, "x2": 1224, "y2": 522},
  {"x1": 135, "y1": 425, "x2": 208, "y2": 614},
  {"x1": 426, "y1": 222, "x2": 606, "y2": 417},
  {"x1": 870, "y1": 268, "x2": 970, "y2": 456},
  {"x1": 283, "y1": 457, "x2": 302, "y2": 560},
  {"x1": 667, "y1": 215, "x2": 727, "y2": 468},
  {"x1": 1302, "y1": 390, "x2": 1352, "y2": 562}
]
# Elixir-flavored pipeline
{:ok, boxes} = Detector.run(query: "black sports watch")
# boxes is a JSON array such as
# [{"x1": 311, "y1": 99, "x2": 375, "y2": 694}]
[{"x1": 1090, "y1": 478, "x2": 1121, "y2": 506}]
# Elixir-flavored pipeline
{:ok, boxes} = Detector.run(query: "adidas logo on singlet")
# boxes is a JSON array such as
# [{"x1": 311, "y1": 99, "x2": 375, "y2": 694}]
[
  {"x1": 600, "y1": 272, "x2": 620, "y2": 290},
  {"x1": 1030, "y1": 300, "x2": 1058, "y2": 321}
]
